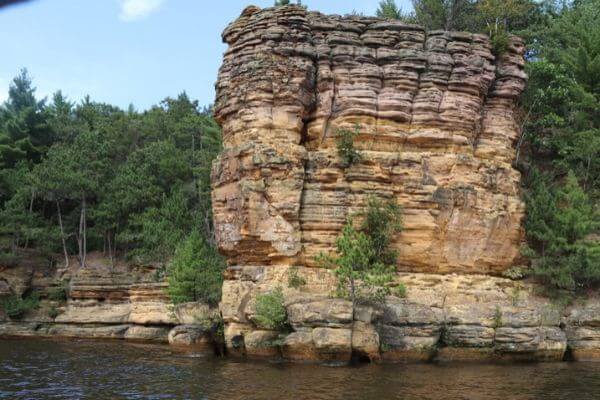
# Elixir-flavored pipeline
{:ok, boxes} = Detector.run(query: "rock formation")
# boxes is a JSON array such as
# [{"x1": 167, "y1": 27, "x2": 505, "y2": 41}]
[
  {"x1": 0, "y1": 254, "x2": 217, "y2": 350},
  {"x1": 211, "y1": 5, "x2": 600, "y2": 363},
  {"x1": 212, "y1": 5, "x2": 527, "y2": 275},
  {"x1": 2, "y1": 5, "x2": 599, "y2": 365}
]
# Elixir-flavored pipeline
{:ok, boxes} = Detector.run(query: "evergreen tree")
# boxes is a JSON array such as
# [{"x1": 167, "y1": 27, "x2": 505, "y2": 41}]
[
  {"x1": 318, "y1": 199, "x2": 404, "y2": 311},
  {"x1": 166, "y1": 230, "x2": 225, "y2": 306},
  {"x1": 525, "y1": 171, "x2": 600, "y2": 291},
  {"x1": 412, "y1": 0, "x2": 476, "y2": 31},
  {"x1": 376, "y1": 0, "x2": 404, "y2": 19}
]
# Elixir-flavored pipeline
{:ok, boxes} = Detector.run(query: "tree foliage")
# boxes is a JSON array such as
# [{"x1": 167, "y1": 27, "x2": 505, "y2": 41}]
[
  {"x1": 376, "y1": 0, "x2": 415, "y2": 21},
  {"x1": 524, "y1": 171, "x2": 600, "y2": 291},
  {"x1": 0, "y1": 72, "x2": 224, "y2": 303},
  {"x1": 518, "y1": 0, "x2": 600, "y2": 293},
  {"x1": 318, "y1": 199, "x2": 404, "y2": 307},
  {"x1": 166, "y1": 230, "x2": 225, "y2": 306}
]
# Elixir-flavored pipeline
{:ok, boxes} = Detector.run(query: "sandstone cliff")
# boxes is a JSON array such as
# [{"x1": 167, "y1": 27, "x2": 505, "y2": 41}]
[
  {"x1": 211, "y1": 5, "x2": 600, "y2": 364},
  {"x1": 2, "y1": 5, "x2": 599, "y2": 365},
  {"x1": 212, "y1": 4, "x2": 527, "y2": 275}
]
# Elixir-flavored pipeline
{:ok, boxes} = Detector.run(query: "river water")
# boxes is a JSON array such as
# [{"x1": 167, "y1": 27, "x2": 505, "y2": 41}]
[{"x1": 1, "y1": 339, "x2": 599, "y2": 399}]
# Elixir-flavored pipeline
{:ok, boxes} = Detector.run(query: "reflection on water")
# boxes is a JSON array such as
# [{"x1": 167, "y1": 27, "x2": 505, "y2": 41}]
[{"x1": 1, "y1": 339, "x2": 599, "y2": 399}]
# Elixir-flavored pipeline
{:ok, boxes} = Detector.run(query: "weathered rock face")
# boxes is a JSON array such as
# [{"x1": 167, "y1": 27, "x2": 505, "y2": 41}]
[
  {"x1": 220, "y1": 264, "x2": 600, "y2": 363},
  {"x1": 212, "y1": 5, "x2": 527, "y2": 275}
]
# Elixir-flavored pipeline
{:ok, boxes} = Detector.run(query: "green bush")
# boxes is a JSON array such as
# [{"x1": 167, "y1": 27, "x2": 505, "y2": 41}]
[
  {"x1": 48, "y1": 305, "x2": 59, "y2": 319},
  {"x1": 1, "y1": 292, "x2": 40, "y2": 320},
  {"x1": 493, "y1": 306, "x2": 503, "y2": 328},
  {"x1": 391, "y1": 283, "x2": 407, "y2": 298},
  {"x1": 47, "y1": 281, "x2": 69, "y2": 302},
  {"x1": 254, "y1": 287, "x2": 288, "y2": 331},
  {"x1": 166, "y1": 230, "x2": 225, "y2": 306},
  {"x1": 336, "y1": 125, "x2": 361, "y2": 167}
]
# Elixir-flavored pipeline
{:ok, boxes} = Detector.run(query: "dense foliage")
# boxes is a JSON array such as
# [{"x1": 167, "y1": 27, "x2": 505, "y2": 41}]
[
  {"x1": 166, "y1": 230, "x2": 224, "y2": 306},
  {"x1": 318, "y1": 199, "x2": 405, "y2": 307},
  {"x1": 253, "y1": 287, "x2": 288, "y2": 331},
  {"x1": 1, "y1": 292, "x2": 39, "y2": 320},
  {"x1": 0, "y1": 70, "x2": 225, "y2": 304},
  {"x1": 376, "y1": 0, "x2": 534, "y2": 54},
  {"x1": 518, "y1": 0, "x2": 600, "y2": 292}
]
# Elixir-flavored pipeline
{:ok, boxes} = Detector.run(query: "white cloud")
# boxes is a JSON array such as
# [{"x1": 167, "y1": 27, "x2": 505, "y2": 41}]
[{"x1": 119, "y1": 0, "x2": 164, "y2": 22}]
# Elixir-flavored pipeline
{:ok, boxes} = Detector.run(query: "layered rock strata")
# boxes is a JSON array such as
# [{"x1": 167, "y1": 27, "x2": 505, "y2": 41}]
[
  {"x1": 221, "y1": 265, "x2": 600, "y2": 363},
  {"x1": 212, "y1": 5, "x2": 526, "y2": 275},
  {"x1": 0, "y1": 254, "x2": 215, "y2": 350},
  {"x1": 211, "y1": 5, "x2": 600, "y2": 363}
]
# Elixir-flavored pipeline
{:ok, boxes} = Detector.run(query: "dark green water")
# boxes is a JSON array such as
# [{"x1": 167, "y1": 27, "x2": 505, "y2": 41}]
[{"x1": 1, "y1": 339, "x2": 599, "y2": 399}]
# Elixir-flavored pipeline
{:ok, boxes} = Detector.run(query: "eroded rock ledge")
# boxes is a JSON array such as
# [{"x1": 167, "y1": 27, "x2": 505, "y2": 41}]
[
  {"x1": 221, "y1": 265, "x2": 600, "y2": 363},
  {"x1": 0, "y1": 255, "x2": 218, "y2": 352}
]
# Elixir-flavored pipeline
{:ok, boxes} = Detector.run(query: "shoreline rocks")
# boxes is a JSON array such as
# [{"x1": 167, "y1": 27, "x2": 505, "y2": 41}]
[
  {"x1": 0, "y1": 254, "x2": 218, "y2": 352},
  {"x1": 218, "y1": 265, "x2": 600, "y2": 364}
]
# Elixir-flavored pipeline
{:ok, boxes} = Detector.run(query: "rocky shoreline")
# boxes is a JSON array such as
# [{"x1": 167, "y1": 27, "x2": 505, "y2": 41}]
[
  {"x1": 0, "y1": 255, "x2": 219, "y2": 352},
  {"x1": 2, "y1": 258, "x2": 599, "y2": 364},
  {"x1": 220, "y1": 265, "x2": 600, "y2": 364}
]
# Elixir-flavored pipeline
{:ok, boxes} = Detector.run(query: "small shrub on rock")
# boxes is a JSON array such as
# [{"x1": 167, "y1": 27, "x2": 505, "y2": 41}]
[
  {"x1": 287, "y1": 267, "x2": 307, "y2": 289},
  {"x1": 48, "y1": 305, "x2": 59, "y2": 319},
  {"x1": 1, "y1": 292, "x2": 40, "y2": 320},
  {"x1": 391, "y1": 283, "x2": 407, "y2": 298},
  {"x1": 47, "y1": 281, "x2": 69, "y2": 302},
  {"x1": 336, "y1": 125, "x2": 361, "y2": 167},
  {"x1": 254, "y1": 287, "x2": 288, "y2": 331}
]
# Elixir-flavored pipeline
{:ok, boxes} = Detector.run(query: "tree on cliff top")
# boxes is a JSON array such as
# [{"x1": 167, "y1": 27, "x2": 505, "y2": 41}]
[{"x1": 377, "y1": 0, "x2": 406, "y2": 19}]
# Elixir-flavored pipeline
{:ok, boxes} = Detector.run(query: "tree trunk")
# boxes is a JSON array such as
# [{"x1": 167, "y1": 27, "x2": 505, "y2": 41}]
[
  {"x1": 23, "y1": 189, "x2": 35, "y2": 249},
  {"x1": 56, "y1": 200, "x2": 69, "y2": 268},
  {"x1": 107, "y1": 230, "x2": 115, "y2": 270},
  {"x1": 78, "y1": 198, "x2": 84, "y2": 268},
  {"x1": 82, "y1": 197, "x2": 87, "y2": 268}
]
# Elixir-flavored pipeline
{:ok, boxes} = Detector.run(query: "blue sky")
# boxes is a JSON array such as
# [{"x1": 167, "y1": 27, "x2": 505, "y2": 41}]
[{"x1": 0, "y1": 0, "x2": 412, "y2": 110}]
